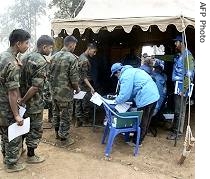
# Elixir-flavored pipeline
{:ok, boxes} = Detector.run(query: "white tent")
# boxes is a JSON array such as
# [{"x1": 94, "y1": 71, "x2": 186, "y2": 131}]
[
  {"x1": 51, "y1": 0, "x2": 195, "y2": 35},
  {"x1": 51, "y1": 0, "x2": 195, "y2": 101}
]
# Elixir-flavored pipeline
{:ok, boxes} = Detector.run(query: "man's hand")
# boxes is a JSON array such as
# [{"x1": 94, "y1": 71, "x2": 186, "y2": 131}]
[
  {"x1": 75, "y1": 87, "x2": 81, "y2": 94},
  {"x1": 90, "y1": 87, "x2": 95, "y2": 95},
  {"x1": 15, "y1": 115, "x2": 24, "y2": 126},
  {"x1": 179, "y1": 92, "x2": 183, "y2": 96},
  {"x1": 17, "y1": 98, "x2": 25, "y2": 107}
]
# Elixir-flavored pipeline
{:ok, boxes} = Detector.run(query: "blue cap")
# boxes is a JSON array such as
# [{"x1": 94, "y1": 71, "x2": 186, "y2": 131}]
[
  {"x1": 173, "y1": 35, "x2": 183, "y2": 42},
  {"x1": 110, "y1": 63, "x2": 123, "y2": 77},
  {"x1": 154, "y1": 59, "x2": 165, "y2": 70}
]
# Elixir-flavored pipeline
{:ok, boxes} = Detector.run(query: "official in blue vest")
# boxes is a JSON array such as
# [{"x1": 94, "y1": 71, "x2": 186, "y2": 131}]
[{"x1": 167, "y1": 35, "x2": 195, "y2": 140}]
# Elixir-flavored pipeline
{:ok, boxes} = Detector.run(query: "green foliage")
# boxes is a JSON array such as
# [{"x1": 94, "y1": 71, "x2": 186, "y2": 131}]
[{"x1": 49, "y1": 0, "x2": 85, "y2": 18}]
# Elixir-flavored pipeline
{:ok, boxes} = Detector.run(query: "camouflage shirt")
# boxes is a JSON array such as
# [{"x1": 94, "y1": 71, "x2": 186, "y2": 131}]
[
  {"x1": 20, "y1": 52, "x2": 47, "y2": 114},
  {"x1": 0, "y1": 47, "x2": 21, "y2": 126},
  {"x1": 49, "y1": 47, "x2": 79, "y2": 102},
  {"x1": 78, "y1": 53, "x2": 92, "y2": 88}
]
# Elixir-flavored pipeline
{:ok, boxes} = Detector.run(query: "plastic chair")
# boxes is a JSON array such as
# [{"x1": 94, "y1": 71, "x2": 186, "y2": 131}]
[{"x1": 101, "y1": 101, "x2": 143, "y2": 157}]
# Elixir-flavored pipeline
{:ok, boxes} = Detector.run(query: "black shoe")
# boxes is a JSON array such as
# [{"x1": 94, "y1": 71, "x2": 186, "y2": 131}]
[
  {"x1": 166, "y1": 132, "x2": 183, "y2": 140},
  {"x1": 147, "y1": 127, "x2": 157, "y2": 137}
]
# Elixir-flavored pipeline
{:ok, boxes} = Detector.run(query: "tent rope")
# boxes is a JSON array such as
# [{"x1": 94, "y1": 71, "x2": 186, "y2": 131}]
[{"x1": 177, "y1": 16, "x2": 195, "y2": 165}]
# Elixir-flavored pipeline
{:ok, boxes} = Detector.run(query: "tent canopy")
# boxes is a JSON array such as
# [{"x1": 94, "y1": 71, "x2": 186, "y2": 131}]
[{"x1": 51, "y1": 0, "x2": 195, "y2": 35}]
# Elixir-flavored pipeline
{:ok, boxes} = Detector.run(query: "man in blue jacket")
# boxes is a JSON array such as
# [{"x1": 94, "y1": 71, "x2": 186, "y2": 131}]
[
  {"x1": 167, "y1": 35, "x2": 195, "y2": 140},
  {"x1": 111, "y1": 63, "x2": 160, "y2": 145}
]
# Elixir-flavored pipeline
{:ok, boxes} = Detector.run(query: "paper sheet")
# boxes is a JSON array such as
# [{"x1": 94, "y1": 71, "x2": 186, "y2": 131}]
[
  {"x1": 73, "y1": 91, "x2": 87, "y2": 99},
  {"x1": 90, "y1": 92, "x2": 103, "y2": 106},
  {"x1": 8, "y1": 117, "x2": 30, "y2": 142},
  {"x1": 19, "y1": 105, "x2": 26, "y2": 118},
  {"x1": 115, "y1": 103, "x2": 130, "y2": 113}
]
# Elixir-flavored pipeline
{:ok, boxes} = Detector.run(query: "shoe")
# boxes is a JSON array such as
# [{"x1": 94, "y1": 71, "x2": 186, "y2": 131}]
[
  {"x1": 26, "y1": 155, "x2": 45, "y2": 164},
  {"x1": 166, "y1": 133, "x2": 182, "y2": 140},
  {"x1": 6, "y1": 163, "x2": 25, "y2": 173},
  {"x1": 75, "y1": 120, "x2": 83, "y2": 128},
  {"x1": 57, "y1": 138, "x2": 75, "y2": 147},
  {"x1": 61, "y1": 138, "x2": 75, "y2": 146},
  {"x1": 126, "y1": 142, "x2": 136, "y2": 147}
]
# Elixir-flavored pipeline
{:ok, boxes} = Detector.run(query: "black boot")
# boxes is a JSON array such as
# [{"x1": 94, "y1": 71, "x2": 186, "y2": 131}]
[
  {"x1": 27, "y1": 147, "x2": 35, "y2": 157},
  {"x1": 55, "y1": 127, "x2": 60, "y2": 139},
  {"x1": 26, "y1": 147, "x2": 45, "y2": 164}
]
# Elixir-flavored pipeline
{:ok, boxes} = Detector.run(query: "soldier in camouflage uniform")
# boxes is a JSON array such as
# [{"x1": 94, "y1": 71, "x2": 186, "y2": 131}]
[
  {"x1": 49, "y1": 35, "x2": 80, "y2": 146},
  {"x1": 75, "y1": 43, "x2": 97, "y2": 127},
  {"x1": 0, "y1": 29, "x2": 30, "y2": 173},
  {"x1": 19, "y1": 35, "x2": 54, "y2": 164}
]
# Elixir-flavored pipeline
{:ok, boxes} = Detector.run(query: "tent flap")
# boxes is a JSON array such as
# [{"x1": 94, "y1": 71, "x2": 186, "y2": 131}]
[{"x1": 51, "y1": 16, "x2": 195, "y2": 35}]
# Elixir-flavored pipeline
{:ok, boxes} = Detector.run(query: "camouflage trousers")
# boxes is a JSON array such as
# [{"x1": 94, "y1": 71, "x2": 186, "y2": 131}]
[
  {"x1": 23, "y1": 112, "x2": 44, "y2": 149},
  {"x1": 52, "y1": 100, "x2": 73, "y2": 139},
  {"x1": 75, "y1": 91, "x2": 93, "y2": 123},
  {"x1": 0, "y1": 126, "x2": 21, "y2": 165}
]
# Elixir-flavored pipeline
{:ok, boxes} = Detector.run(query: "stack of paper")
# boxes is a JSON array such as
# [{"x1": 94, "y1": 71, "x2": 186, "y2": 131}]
[
  {"x1": 8, "y1": 105, "x2": 30, "y2": 142},
  {"x1": 115, "y1": 103, "x2": 131, "y2": 113},
  {"x1": 8, "y1": 117, "x2": 30, "y2": 142}
]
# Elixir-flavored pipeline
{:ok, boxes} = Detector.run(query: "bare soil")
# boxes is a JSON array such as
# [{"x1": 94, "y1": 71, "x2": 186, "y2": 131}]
[{"x1": 0, "y1": 108, "x2": 195, "y2": 179}]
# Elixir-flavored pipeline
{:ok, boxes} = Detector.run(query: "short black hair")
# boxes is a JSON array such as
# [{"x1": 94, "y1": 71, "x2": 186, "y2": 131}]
[
  {"x1": 9, "y1": 29, "x2": 31, "y2": 46},
  {"x1": 37, "y1": 35, "x2": 54, "y2": 48},
  {"x1": 87, "y1": 43, "x2": 97, "y2": 49},
  {"x1": 64, "y1": 35, "x2": 78, "y2": 46}
]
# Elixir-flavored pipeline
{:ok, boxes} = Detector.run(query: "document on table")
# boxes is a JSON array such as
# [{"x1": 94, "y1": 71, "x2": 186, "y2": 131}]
[
  {"x1": 8, "y1": 117, "x2": 30, "y2": 142},
  {"x1": 73, "y1": 91, "x2": 87, "y2": 99},
  {"x1": 19, "y1": 105, "x2": 26, "y2": 118},
  {"x1": 115, "y1": 103, "x2": 131, "y2": 113}
]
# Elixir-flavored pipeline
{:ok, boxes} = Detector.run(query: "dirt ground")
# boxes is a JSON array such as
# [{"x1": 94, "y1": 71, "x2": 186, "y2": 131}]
[{"x1": 0, "y1": 108, "x2": 195, "y2": 179}]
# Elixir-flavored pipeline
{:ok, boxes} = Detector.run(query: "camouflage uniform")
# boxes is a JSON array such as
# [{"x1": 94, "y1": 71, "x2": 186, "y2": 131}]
[
  {"x1": 49, "y1": 48, "x2": 79, "y2": 139},
  {"x1": 0, "y1": 48, "x2": 22, "y2": 165},
  {"x1": 43, "y1": 60, "x2": 53, "y2": 122},
  {"x1": 75, "y1": 53, "x2": 93, "y2": 124},
  {"x1": 20, "y1": 52, "x2": 47, "y2": 149}
]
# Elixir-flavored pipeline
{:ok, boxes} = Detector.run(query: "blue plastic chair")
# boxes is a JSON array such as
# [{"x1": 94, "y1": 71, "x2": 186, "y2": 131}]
[{"x1": 101, "y1": 101, "x2": 143, "y2": 157}]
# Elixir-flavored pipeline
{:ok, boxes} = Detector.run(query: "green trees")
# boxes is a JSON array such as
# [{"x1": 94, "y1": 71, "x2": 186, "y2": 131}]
[{"x1": 49, "y1": 0, "x2": 85, "y2": 18}]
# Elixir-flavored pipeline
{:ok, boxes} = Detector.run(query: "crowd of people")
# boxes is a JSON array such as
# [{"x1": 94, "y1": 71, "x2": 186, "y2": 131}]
[{"x1": 0, "y1": 29, "x2": 195, "y2": 173}]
